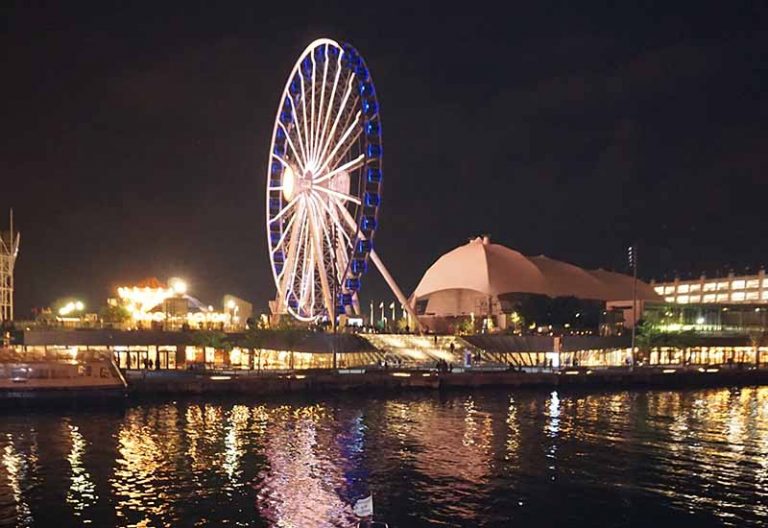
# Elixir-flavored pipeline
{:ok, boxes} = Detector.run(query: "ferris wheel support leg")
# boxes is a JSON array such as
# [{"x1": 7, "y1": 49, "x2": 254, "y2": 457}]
[
  {"x1": 369, "y1": 249, "x2": 424, "y2": 333},
  {"x1": 351, "y1": 292, "x2": 361, "y2": 316}
]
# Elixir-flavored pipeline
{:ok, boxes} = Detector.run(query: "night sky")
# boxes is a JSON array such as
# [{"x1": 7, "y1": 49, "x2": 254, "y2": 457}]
[{"x1": 2, "y1": 2, "x2": 766, "y2": 316}]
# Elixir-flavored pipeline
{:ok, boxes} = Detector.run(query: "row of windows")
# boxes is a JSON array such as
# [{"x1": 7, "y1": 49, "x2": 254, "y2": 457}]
[
  {"x1": 664, "y1": 290, "x2": 768, "y2": 304},
  {"x1": 655, "y1": 278, "x2": 768, "y2": 296}
]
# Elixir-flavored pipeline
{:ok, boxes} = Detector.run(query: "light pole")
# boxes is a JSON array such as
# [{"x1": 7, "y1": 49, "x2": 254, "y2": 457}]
[
  {"x1": 629, "y1": 244, "x2": 638, "y2": 367},
  {"x1": 331, "y1": 223, "x2": 338, "y2": 370}
]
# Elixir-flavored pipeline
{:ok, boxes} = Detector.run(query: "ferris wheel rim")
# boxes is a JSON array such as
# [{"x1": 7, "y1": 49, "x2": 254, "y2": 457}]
[{"x1": 266, "y1": 38, "x2": 383, "y2": 322}]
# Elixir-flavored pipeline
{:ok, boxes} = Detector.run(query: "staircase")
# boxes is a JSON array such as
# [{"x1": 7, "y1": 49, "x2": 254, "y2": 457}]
[{"x1": 360, "y1": 334, "x2": 480, "y2": 365}]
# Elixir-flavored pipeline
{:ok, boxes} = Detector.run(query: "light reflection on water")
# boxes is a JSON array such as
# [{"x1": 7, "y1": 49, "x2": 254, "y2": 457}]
[{"x1": 0, "y1": 387, "x2": 765, "y2": 527}]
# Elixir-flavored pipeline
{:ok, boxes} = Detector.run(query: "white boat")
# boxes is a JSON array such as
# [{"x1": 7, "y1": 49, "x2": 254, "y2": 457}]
[{"x1": 0, "y1": 357, "x2": 127, "y2": 402}]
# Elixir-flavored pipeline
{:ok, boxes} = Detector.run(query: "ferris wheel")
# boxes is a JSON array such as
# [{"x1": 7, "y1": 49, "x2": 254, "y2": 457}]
[{"x1": 266, "y1": 38, "x2": 393, "y2": 322}]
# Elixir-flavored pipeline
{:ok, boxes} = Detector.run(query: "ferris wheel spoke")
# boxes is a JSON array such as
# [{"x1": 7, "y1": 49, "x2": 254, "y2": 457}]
[
  {"x1": 314, "y1": 153, "x2": 366, "y2": 185},
  {"x1": 269, "y1": 195, "x2": 301, "y2": 225},
  {"x1": 311, "y1": 190, "x2": 355, "y2": 249},
  {"x1": 318, "y1": 110, "x2": 361, "y2": 175},
  {"x1": 270, "y1": 212, "x2": 298, "y2": 254},
  {"x1": 309, "y1": 54, "x2": 318, "y2": 164},
  {"x1": 277, "y1": 200, "x2": 306, "y2": 308},
  {"x1": 285, "y1": 96, "x2": 309, "y2": 167},
  {"x1": 316, "y1": 74, "x2": 356, "y2": 168},
  {"x1": 306, "y1": 199, "x2": 335, "y2": 316},
  {"x1": 315, "y1": 46, "x2": 339, "y2": 169},
  {"x1": 278, "y1": 122, "x2": 306, "y2": 173},
  {"x1": 314, "y1": 185, "x2": 362, "y2": 206},
  {"x1": 298, "y1": 71, "x2": 312, "y2": 169},
  {"x1": 314, "y1": 47, "x2": 330, "y2": 164}
]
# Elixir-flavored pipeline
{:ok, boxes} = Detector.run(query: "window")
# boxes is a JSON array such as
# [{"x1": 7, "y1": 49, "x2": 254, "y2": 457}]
[
  {"x1": 654, "y1": 286, "x2": 664, "y2": 295},
  {"x1": 664, "y1": 286, "x2": 675, "y2": 295},
  {"x1": 746, "y1": 279, "x2": 759, "y2": 289},
  {"x1": 689, "y1": 284, "x2": 701, "y2": 292},
  {"x1": 676, "y1": 295, "x2": 689, "y2": 304},
  {"x1": 677, "y1": 284, "x2": 690, "y2": 293},
  {"x1": 716, "y1": 293, "x2": 729, "y2": 302},
  {"x1": 665, "y1": 296, "x2": 675, "y2": 303},
  {"x1": 703, "y1": 294, "x2": 716, "y2": 303},
  {"x1": 746, "y1": 291, "x2": 759, "y2": 301},
  {"x1": 763, "y1": 291, "x2": 768, "y2": 300},
  {"x1": 731, "y1": 280, "x2": 746, "y2": 290},
  {"x1": 731, "y1": 292, "x2": 746, "y2": 302},
  {"x1": 717, "y1": 282, "x2": 729, "y2": 290},
  {"x1": 703, "y1": 282, "x2": 717, "y2": 292},
  {"x1": 690, "y1": 295, "x2": 701, "y2": 303}
]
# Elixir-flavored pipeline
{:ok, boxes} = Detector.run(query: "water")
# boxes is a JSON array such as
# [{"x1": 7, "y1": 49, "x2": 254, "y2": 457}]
[{"x1": 1, "y1": 387, "x2": 767, "y2": 527}]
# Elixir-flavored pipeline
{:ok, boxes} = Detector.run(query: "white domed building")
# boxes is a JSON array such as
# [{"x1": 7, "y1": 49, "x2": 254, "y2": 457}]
[{"x1": 411, "y1": 236, "x2": 660, "y2": 333}]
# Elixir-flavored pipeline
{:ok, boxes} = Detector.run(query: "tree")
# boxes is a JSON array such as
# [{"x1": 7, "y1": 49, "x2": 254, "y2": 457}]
[
  {"x1": 749, "y1": 331, "x2": 764, "y2": 367},
  {"x1": 100, "y1": 304, "x2": 131, "y2": 326}
]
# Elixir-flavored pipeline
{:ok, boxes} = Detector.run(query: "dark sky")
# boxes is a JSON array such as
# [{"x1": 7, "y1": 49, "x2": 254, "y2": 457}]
[{"x1": 2, "y1": 2, "x2": 766, "y2": 316}]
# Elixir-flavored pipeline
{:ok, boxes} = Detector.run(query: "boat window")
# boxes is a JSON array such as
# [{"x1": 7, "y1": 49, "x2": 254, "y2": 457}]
[{"x1": 11, "y1": 368, "x2": 28, "y2": 379}]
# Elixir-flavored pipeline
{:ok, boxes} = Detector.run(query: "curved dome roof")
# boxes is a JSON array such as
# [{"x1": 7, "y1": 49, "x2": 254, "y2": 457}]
[
  {"x1": 412, "y1": 237, "x2": 661, "y2": 302},
  {"x1": 412, "y1": 237, "x2": 549, "y2": 298}
]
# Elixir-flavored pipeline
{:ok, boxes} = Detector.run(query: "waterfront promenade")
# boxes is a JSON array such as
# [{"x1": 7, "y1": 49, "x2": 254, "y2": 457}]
[{"x1": 126, "y1": 364, "x2": 768, "y2": 397}]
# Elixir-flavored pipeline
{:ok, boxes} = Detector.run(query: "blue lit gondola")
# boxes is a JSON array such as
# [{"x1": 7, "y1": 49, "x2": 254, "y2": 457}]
[
  {"x1": 364, "y1": 192, "x2": 380, "y2": 207},
  {"x1": 361, "y1": 216, "x2": 377, "y2": 231},
  {"x1": 367, "y1": 144, "x2": 382, "y2": 158},
  {"x1": 345, "y1": 278, "x2": 361, "y2": 291},
  {"x1": 366, "y1": 168, "x2": 382, "y2": 183},
  {"x1": 365, "y1": 120, "x2": 380, "y2": 136},
  {"x1": 356, "y1": 239, "x2": 372, "y2": 254},
  {"x1": 363, "y1": 99, "x2": 378, "y2": 116},
  {"x1": 352, "y1": 259, "x2": 368, "y2": 274}
]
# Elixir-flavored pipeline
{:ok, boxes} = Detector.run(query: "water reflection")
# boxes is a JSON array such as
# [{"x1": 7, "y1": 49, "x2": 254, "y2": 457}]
[
  {"x1": 66, "y1": 423, "x2": 97, "y2": 522},
  {"x1": 0, "y1": 433, "x2": 36, "y2": 527},
  {"x1": 0, "y1": 388, "x2": 765, "y2": 527}
]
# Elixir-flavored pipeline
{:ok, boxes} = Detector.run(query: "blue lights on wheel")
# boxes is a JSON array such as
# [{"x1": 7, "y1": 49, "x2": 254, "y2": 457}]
[
  {"x1": 269, "y1": 40, "x2": 386, "y2": 321},
  {"x1": 365, "y1": 120, "x2": 379, "y2": 136},
  {"x1": 363, "y1": 99, "x2": 378, "y2": 116},
  {"x1": 367, "y1": 144, "x2": 382, "y2": 158},
  {"x1": 356, "y1": 240, "x2": 372, "y2": 254},
  {"x1": 345, "y1": 278, "x2": 361, "y2": 291},
  {"x1": 364, "y1": 192, "x2": 380, "y2": 207},
  {"x1": 352, "y1": 259, "x2": 368, "y2": 275},
  {"x1": 366, "y1": 167, "x2": 382, "y2": 183},
  {"x1": 361, "y1": 216, "x2": 377, "y2": 232}
]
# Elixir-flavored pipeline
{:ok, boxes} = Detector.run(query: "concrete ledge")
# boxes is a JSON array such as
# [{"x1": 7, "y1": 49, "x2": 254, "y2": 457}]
[{"x1": 126, "y1": 366, "x2": 768, "y2": 397}]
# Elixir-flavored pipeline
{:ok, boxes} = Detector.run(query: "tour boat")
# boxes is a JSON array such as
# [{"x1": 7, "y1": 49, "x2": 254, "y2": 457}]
[{"x1": 0, "y1": 357, "x2": 127, "y2": 402}]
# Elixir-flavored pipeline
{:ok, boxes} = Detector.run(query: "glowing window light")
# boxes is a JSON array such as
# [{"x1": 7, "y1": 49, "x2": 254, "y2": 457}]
[
  {"x1": 665, "y1": 296, "x2": 675, "y2": 303},
  {"x1": 716, "y1": 294, "x2": 729, "y2": 302},
  {"x1": 703, "y1": 294, "x2": 716, "y2": 303},
  {"x1": 689, "y1": 284, "x2": 701, "y2": 292},
  {"x1": 731, "y1": 280, "x2": 746, "y2": 290},
  {"x1": 690, "y1": 295, "x2": 701, "y2": 303},
  {"x1": 677, "y1": 284, "x2": 690, "y2": 293},
  {"x1": 654, "y1": 286, "x2": 664, "y2": 294},
  {"x1": 716, "y1": 282, "x2": 729, "y2": 290},
  {"x1": 664, "y1": 286, "x2": 675, "y2": 295},
  {"x1": 746, "y1": 279, "x2": 759, "y2": 289},
  {"x1": 676, "y1": 295, "x2": 689, "y2": 304},
  {"x1": 731, "y1": 292, "x2": 746, "y2": 302},
  {"x1": 746, "y1": 291, "x2": 759, "y2": 301},
  {"x1": 703, "y1": 282, "x2": 716, "y2": 292}
]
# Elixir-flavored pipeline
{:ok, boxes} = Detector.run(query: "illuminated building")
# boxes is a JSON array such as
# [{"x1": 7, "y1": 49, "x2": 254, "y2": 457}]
[
  {"x1": 644, "y1": 271, "x2": 768, "y2": 333},
  {"x1": 113, "y1": 278, "x2": 248, "y2": 330},
  {"x1": 651, "y1": 270, "x2": 768, "y2": 305},
  {"x1": 411, "y1": 236, "x2": 660, "y2": 333}
]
